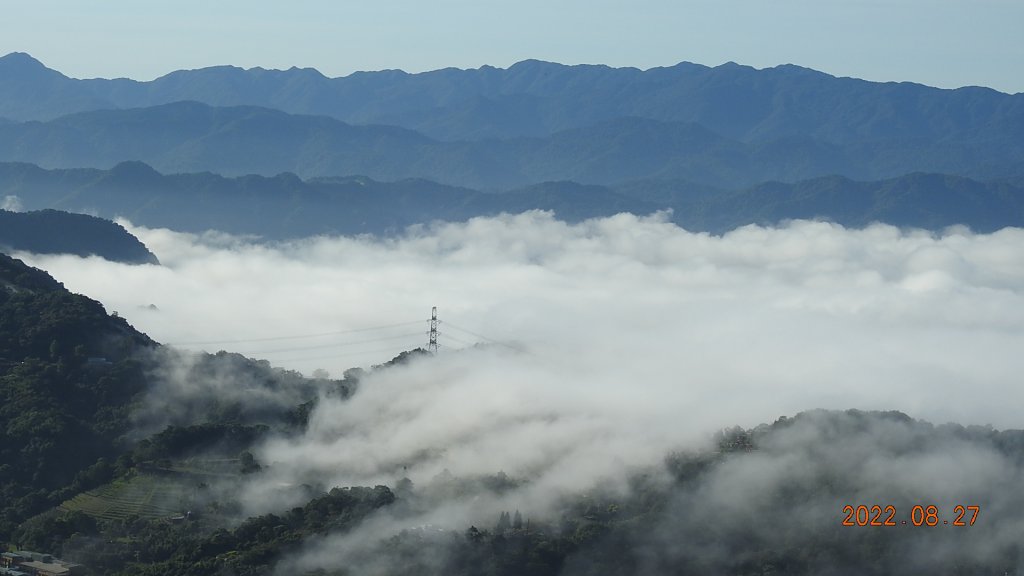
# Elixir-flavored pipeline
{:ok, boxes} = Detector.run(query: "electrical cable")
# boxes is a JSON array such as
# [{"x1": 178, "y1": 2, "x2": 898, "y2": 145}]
[
  {"x1": 226, "y1": 332, "x2": 423, "y2": 355},
  {"x1": 167, "y1": 320, "x2": 425, "y2": 346}
]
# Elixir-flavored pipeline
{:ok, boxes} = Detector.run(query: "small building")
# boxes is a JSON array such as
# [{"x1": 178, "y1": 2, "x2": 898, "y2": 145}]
[
  {"x1": 0, "y1": 553, "x2": 27, "y2": 569},
  {"x1": 0, "y1": 551, "x2": 81, "y2": 576}
]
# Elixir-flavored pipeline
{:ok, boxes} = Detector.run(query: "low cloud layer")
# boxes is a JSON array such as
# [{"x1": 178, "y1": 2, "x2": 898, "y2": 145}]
[
  {"x1": 1, "y1": 195, "x2": 23, "y2": 212},
  {"x1": 16, "y1": 212, "x2": 1024, "y2": 571},
  {"x1": 22, "y1": 212, "x2": 1024, "y2": 428}
]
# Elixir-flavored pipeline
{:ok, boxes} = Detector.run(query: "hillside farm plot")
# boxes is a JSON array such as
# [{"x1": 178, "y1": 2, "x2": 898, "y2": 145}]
[{"x1": 59, "y1": 473, "x2": 200, "y2": 521}]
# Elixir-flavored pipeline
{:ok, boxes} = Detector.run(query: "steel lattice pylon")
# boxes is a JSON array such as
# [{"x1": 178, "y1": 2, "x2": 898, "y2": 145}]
[{"x1": 428, "y1": 306, "x2": 439, "y2": 354}]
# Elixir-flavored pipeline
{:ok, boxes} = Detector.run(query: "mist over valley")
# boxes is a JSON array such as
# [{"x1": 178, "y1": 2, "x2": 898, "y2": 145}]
[{"x1": 1, "y1": 35, "x2": 1023, "y2": 576}]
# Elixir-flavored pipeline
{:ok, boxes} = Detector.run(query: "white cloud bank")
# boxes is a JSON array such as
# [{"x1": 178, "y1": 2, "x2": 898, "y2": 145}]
[
  {"x1": 17, "y1": 212, "x2": 1024, "y2": 571},
  {"x1": 1, "y1": 195, "x2": 23, "y2": 212},
  {"x1": 22, "y1": 212, "x2": 1024, "y2": 428},
  {"x1": 20, "y1": 211, "x2": 1024, "y2": 473}
]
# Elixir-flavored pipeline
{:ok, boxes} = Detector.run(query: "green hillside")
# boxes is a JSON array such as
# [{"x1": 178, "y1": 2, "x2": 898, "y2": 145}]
[
  {"x1": 60, "y1": 474, "x2": 194, "y2": 521},
  {"x1": 0, "y1": 252, "x2": 330, "y2": 542}
]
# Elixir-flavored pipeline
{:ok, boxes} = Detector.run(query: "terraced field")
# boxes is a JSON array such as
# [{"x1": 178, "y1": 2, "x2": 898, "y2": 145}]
[{"x1": 59, "y1": 474, "x2": 196, "y2": 521}]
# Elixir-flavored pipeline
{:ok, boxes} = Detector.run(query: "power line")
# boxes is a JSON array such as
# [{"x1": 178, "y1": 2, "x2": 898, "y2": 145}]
[
  {"x1": 237, "y1": 332, "x2": 423, "y2": 355},
  {"x1": 443, "y1": 321, "x2": 527, "y2": 353},
  {"x1": 167, "y1": 320, "x2": 425, "y2": 346},
  {"x1": 163, "y1": 312, "x2": 522, "y2": 366},
  {"x1": 250, "y1": 343, "x2": 425, "y2": 364},
  {"x1": 442, "y1": 321, "x2": 500, "y2": 343},
  {"x1": 439, "y1": 332, "x2": 474, "y2": 346}
]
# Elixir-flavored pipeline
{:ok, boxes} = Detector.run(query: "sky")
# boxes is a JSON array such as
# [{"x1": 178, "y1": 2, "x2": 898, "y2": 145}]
[{"x1": 2, "y1": 0, "x2": 1022, "y2": 93}]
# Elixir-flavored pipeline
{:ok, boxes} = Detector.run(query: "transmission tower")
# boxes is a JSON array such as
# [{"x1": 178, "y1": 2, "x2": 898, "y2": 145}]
[{"x1": 428, "y1": 306, "x2": 439, "y2": 354}]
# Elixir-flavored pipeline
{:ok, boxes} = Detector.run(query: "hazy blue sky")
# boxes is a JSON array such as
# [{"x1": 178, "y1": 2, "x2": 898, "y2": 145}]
[{"x1": 2, "y1": 0, "x2": 1022, "y2": 93}]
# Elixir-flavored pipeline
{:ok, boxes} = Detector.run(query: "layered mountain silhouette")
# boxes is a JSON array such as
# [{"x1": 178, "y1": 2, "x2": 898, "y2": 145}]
[
  {"x1": 1, "y1": 52, "x2": 1022, "y2": 142},
  {"x1": 1, "y1": 162, "x2": 1020, "y2": 237},
  {"x1": 0, "y1": 101, "x2": 1020, "y2": 189},
  {"x1": 0, "y1": 52, "x2": 1021, "y2": 232}
]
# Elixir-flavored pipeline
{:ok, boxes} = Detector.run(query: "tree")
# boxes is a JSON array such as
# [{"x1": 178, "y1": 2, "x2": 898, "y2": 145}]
[
  {"x1": 496, "y1": 511, "x2": 511, "y2": 533},
  {"x1": 239, "y1": 451, "x2": 261, "y2": 474}
]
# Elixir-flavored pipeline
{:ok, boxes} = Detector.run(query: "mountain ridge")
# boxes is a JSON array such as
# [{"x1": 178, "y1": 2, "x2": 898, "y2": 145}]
[
  {"x1": 1, "y1": 161, "x2": 1020, "y2": 237},
  {"x1": 1, "y1": 102, "x2": 1021, "y2": 189},
  {"x1": 1, "y1": 52, "x2": 1021, "y2": 145}
]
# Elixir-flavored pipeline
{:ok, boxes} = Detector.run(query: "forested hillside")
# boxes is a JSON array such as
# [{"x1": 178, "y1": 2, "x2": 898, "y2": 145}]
[
  {"x1": 0, "y1": 253, "x2": 330, "y2": 541},
  {"x1": 0, "y1": 253, "x2": 156, "y2": 536},
  {"x1": 0, "y1": 208, "x2": 157, "y2": 263}
]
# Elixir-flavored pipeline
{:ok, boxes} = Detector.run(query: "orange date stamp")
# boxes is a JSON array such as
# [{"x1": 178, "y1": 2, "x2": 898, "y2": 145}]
[{"x1": 842, "y1": 504, "x2": 979, "y2": 526}]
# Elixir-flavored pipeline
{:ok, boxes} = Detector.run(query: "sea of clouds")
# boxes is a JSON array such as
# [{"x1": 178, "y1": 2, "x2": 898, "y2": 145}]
[
  {"x1": 17, "y1": 211, "x2": 1024, "y2": 572},
  {"x1": 21, "y1": 211, "x2": 1023, "y2": 427}
]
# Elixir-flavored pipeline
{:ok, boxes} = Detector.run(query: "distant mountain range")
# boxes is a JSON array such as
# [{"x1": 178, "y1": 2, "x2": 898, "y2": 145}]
[
  {"x1": 1, "y1": 52, "x2": 1021, "y2": 143},
  {"x1": 0, "y1": 208, "x2": 157, "y2": 264},
  {"x1": 0, "y1": 101, "x2": 1020, "y2": 190},
  {"x1": 0, "y1": 53, "x2": 1021, "y2": 190},
  {"x1": 1, "y1": 162, "x2": 1020, "y2": 237},
  {"x1": 0, "y1": 52, "x2": 1021, "y2": 234}
]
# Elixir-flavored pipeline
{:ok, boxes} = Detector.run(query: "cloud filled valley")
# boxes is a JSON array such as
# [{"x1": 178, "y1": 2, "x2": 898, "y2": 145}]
[
  {"x1": 14, "y1": 212, "x2": 1024, "y2": 574},
  {"x1": 21, "y1": 212, "x2": 1024, "y2": 425},
  {"x1": 2, "y1": 6, "x2": 1024, "y2": 572}
]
